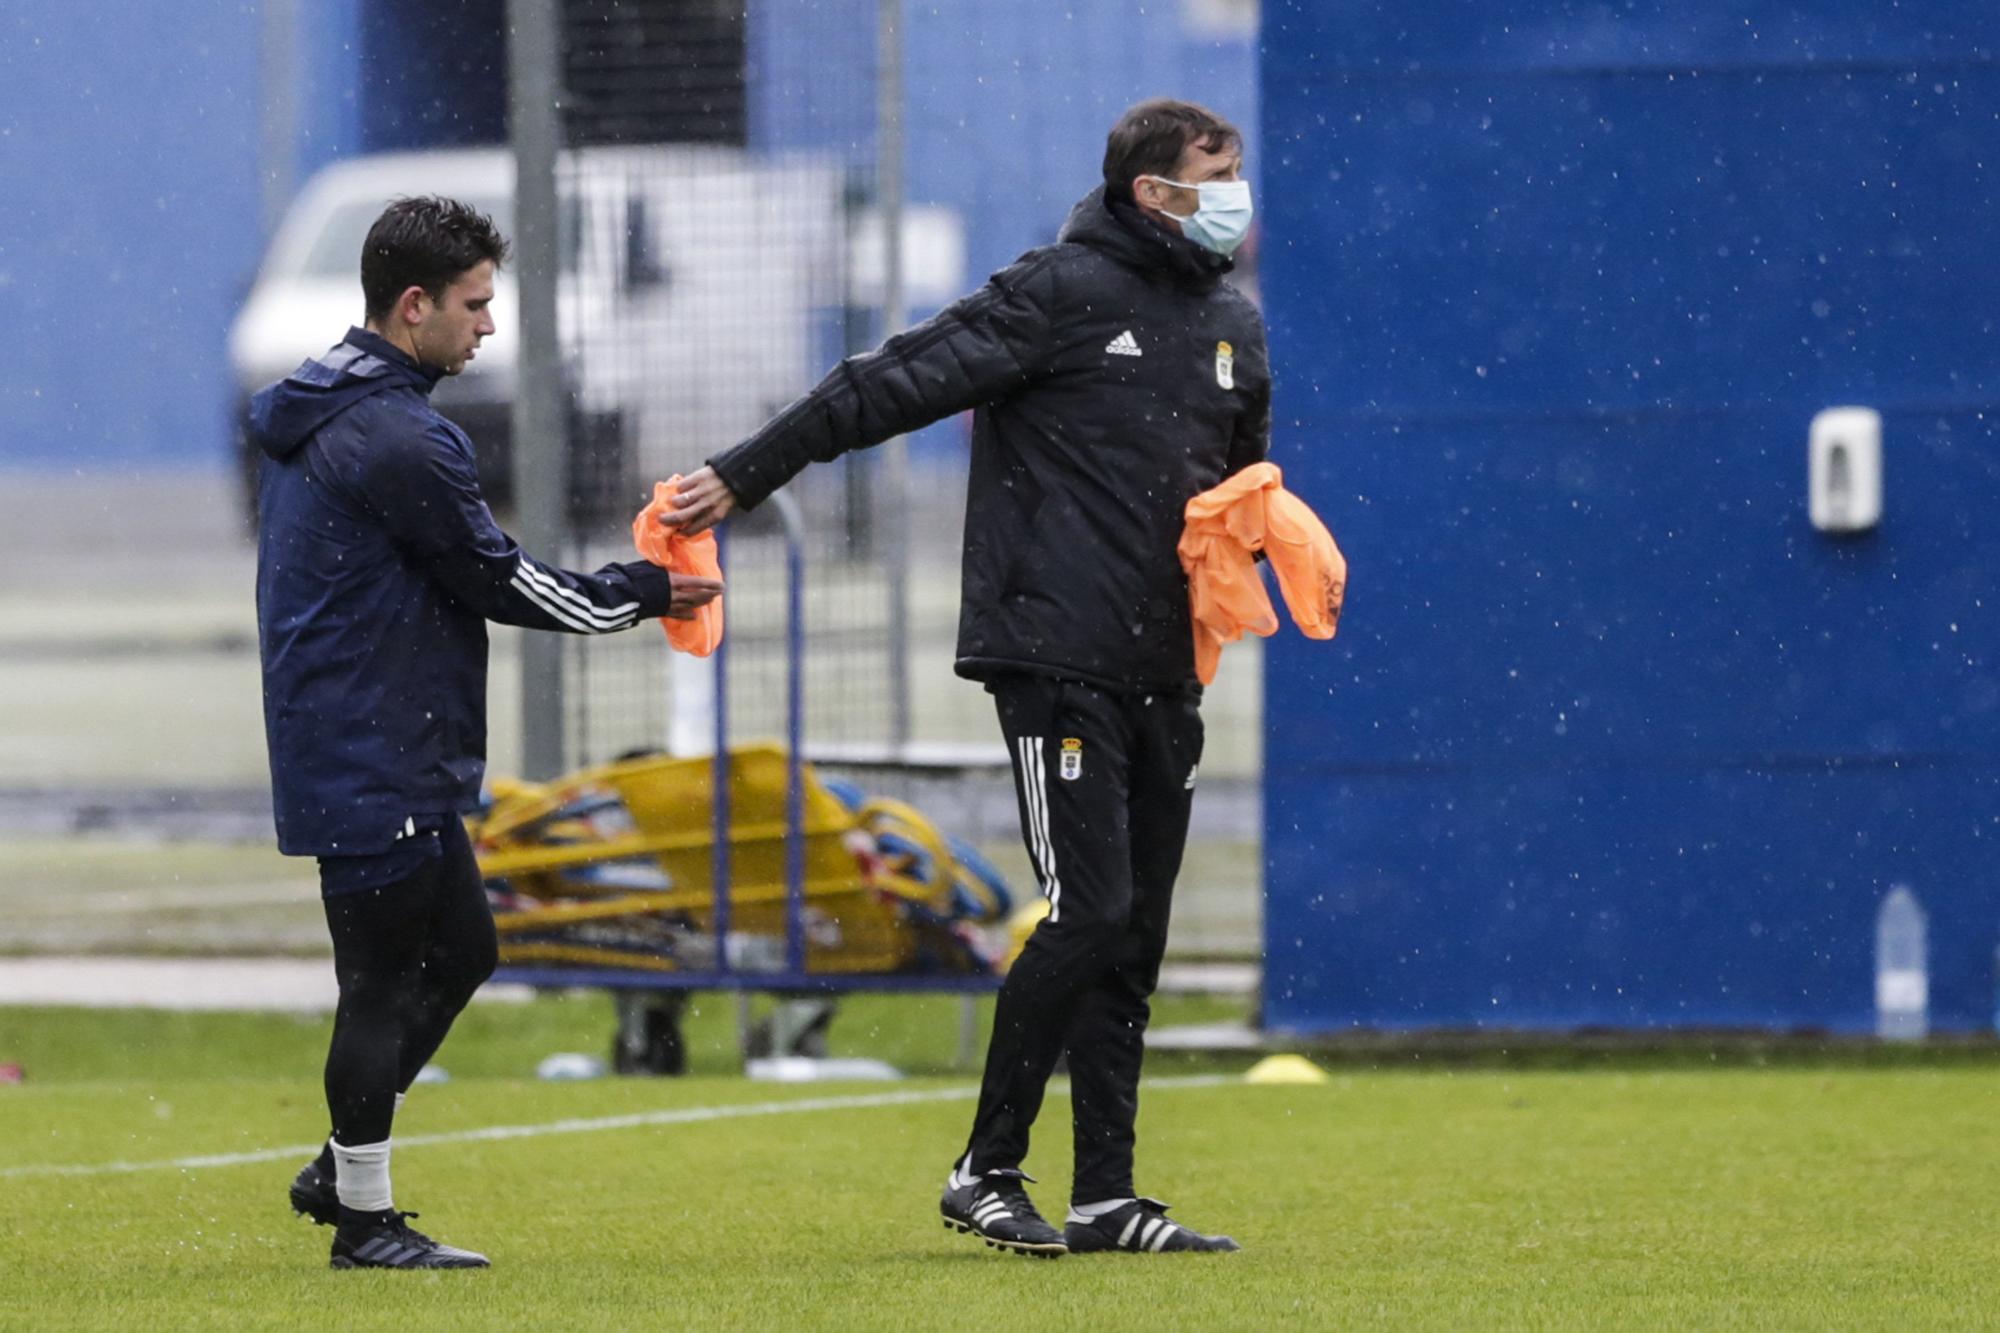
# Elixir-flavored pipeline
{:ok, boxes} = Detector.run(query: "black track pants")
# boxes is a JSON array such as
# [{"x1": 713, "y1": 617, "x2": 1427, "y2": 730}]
[
  {"x1": 321, "y1": 819, "x2": 498, "y2": 1145},
  {"x1": 963, "y1": 673, "x2": 1203, "y2": 1204}
]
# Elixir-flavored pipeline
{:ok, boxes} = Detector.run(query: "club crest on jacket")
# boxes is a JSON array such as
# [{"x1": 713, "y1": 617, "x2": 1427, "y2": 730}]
[{"x1": 1060, "y1": 737, "x2": 1084, "y2": 781}]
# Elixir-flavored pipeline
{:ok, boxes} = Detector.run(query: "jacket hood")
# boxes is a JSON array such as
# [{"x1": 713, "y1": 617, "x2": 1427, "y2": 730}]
[
  {"x1": 1058, "y1": 186, "x2": 1233, "y2": 290},
  {"x1": 249, "y1": 327, "x2": 443, "y2": 460}
]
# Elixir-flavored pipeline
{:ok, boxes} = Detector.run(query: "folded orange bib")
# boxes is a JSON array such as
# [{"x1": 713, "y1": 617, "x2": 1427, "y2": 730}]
[
  {"x1": 632, "y1": 478, "x2": 724, "y2": 656},
  {"x1": 1177, "y1": 461, "x2": 1345, "y2": 685}
]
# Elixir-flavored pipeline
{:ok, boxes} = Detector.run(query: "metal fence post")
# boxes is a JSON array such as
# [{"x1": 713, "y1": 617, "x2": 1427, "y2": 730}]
[
  {"x1": 710, "y1": 526, "x2": 732, "y2": 975},
  {"x1": 508, "y1": 0, "x2": 568, "y2": 779},
  {"x1": 878, "y1": 0, "x2": 912, "y2": 753},
  {"x1": 768, "y1": 492, "x2": 809, "y2": 977}
]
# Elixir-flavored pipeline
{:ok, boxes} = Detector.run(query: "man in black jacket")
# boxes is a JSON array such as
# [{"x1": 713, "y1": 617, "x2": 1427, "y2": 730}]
[
  {"x1": 667, "y1": 99, "x2": 1263, "y2": 1257},
  {"x1": 253, "y1": 197, "x2": 721, "y2": 1270}
]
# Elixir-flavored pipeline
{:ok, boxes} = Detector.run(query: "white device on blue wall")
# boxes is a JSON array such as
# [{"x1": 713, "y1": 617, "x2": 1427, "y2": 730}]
[{"x1": 1808, "y1": 406, "x2": 1883, "y2": 534}]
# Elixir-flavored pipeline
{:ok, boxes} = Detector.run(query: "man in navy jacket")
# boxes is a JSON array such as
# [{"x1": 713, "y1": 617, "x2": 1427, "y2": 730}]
[{"x1": 253, "y1": 196, "x2": 721, "y2": 1270}]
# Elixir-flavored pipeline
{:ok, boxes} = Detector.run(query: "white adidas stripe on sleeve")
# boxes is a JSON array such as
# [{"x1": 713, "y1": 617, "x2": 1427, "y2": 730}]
[
  {"x1": 515, "y1": 557, "x2": 640, "y2": 630},
  {"x1": 509, "y1": 574, "x2": 598, "y2": 632}
]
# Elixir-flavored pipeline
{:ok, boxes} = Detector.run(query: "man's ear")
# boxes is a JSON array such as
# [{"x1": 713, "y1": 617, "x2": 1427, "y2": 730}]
[{"x1": 395, "y1": 285, "x2": 430, "y2": 326}]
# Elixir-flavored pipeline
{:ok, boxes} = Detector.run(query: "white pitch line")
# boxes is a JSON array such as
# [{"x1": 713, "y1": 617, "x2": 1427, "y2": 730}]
[{"x1": 0, "y1": 1074, "x2": 1235, "y2": 1181}]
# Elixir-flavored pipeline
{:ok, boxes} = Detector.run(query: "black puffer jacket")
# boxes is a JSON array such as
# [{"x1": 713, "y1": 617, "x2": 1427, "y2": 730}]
[{"x1": 709, "y1": 187, "x2": 1270, "y2": 693}]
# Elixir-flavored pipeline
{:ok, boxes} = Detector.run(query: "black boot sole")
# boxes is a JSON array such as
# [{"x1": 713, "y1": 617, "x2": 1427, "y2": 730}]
[
  {"x1": 1063, "y1": 1230, "x2": 1242, "y2": 1255},
  {"x1": 942, "y1": 1216, "x2": 1066, "y2": 1259}
]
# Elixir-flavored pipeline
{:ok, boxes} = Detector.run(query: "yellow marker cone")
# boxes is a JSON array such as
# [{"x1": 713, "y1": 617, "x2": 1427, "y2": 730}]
[{"x1": 1244, "y1": 1054, "x2": 1330, "y2": 1085}]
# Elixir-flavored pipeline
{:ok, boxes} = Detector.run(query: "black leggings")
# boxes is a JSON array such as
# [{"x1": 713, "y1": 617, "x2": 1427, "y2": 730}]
[{"x1": 322, "y1": 820, "x2": 497, "y2": 1145}]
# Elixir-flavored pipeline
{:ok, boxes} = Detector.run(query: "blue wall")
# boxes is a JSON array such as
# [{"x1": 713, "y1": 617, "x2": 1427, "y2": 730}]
[
  {"x1": 0, "y1": 0, "x2": 500, "y2": 471},
  {"x1": 1261, "y1": 2, "x2": 2000, "y2": 1033},
  {"x1": 747, "y1": 0, "x2": 1257, "y2": 460},
  {"x1": 752, "y1": 0, "x2": 1259, "y2": 304},
  {"x1": 901, "y1": 2, "x2": 1259, "y2": 284},
  {"x1": 356, "y1": 0, "x2": 506, "y2": 152},
  {"x1": 0, "y1": 3, "x2": 264, "y2": 469}
]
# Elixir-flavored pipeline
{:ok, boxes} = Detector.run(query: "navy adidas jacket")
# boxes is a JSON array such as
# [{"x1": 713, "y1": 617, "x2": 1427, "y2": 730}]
[{"x1": 252, "y1": 328, "x2": 673, "y2": 857}]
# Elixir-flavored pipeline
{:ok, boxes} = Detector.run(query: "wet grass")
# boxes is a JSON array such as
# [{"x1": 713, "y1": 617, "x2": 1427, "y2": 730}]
[{"x1": 2, "y1": 1004, "x2": 1996, "y2": 1329}]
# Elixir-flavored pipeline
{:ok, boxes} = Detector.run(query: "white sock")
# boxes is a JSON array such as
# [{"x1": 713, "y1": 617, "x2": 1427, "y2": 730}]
[
  {"x1": 331, "y1": 1138, "x2": 393, "y2": 1213},
  {"x1": 1067, "y1": 1196, "x2": 1136, "y2": 1224},
  {"x1": 947, "y1": 1152, "x2": 980, "y2": 1190}
]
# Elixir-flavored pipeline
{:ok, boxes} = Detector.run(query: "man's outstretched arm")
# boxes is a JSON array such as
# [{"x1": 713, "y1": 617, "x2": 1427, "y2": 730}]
[
  {"x1": 662, "y1": 251, "x2": 1067, "y2": 534},
  {"x1": 365, "y1": 421, "x2": 722, "y2": 632}
]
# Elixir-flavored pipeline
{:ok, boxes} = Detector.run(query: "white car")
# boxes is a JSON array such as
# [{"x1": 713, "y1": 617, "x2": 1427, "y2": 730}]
[
  {"x1": 232, "y1": 146, "x2": 965, "y2": 530},
  {"x1": 232, "y1": 148, "x2": 636, "y2": 526}
]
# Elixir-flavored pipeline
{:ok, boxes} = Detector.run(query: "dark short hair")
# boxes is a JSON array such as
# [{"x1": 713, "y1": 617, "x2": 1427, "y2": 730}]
[
  {"x1": 360, "y1": 196, "x2": 510, "y2": 320},
  {"x1": 1102, "y1": 98, "x2": 1242, "y2": 205}
]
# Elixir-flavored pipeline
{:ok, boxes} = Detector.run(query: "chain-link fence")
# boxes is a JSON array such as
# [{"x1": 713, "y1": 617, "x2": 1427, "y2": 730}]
[
  {"x1": 534, "y1": 0, "x2": 937, "y2": 772},
  {"x1": 511, "y1": 0, "x2": 1263, "y2": 844}
]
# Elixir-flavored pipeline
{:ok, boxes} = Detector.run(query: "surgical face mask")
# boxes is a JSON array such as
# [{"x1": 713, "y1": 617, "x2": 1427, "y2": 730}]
[{"x1": 1147, "y1": 176, "x2": 1254, "y2": 256}]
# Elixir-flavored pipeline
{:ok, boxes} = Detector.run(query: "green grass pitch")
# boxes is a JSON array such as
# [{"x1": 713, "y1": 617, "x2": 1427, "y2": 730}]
[{"x1": 4, "y1": 999, "x2": 2000, "y2": 1328}]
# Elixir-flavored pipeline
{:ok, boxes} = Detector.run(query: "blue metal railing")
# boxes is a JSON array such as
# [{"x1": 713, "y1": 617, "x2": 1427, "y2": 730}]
[
  {"x1": 707, "y1": 491, "x2": 810, "y2": 982},
  {"x1": 498, "y1": 492, "x2": 997, "y2": 997}
]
